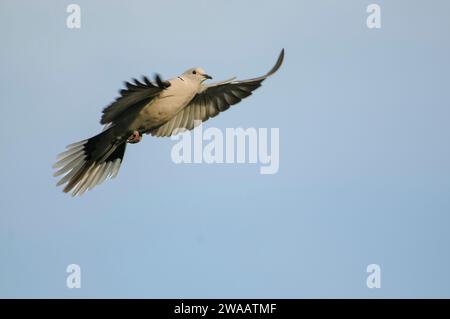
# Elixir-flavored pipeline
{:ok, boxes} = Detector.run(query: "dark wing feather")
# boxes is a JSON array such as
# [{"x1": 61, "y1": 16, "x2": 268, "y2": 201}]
[
  {"x1": 149, "y1": 49, "x2": 284, "y2": 137},
  {"x1": 100, "y1": 75, "x2": 166, "y2": 125}
]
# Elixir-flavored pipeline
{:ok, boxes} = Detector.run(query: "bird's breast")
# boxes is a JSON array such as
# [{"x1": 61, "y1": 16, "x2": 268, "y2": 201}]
[{"x1": 132, "y1": 79, "x2": 198, "y2": 131}]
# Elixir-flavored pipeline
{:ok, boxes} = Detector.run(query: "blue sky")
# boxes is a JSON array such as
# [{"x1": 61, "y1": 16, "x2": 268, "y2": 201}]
[{"x1": 1, "y1": 0, "x2": 450, "y2": 298}]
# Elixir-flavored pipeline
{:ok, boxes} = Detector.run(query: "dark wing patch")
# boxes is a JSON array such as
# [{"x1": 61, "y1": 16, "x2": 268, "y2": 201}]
[{"x1": 100, "y1": 75, "x2": 167, "y2": 125}]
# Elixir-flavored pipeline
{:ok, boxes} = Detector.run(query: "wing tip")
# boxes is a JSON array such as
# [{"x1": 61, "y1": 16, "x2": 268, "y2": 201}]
[{"x1": 266, "y1": 48, "x2": 284, "y2": 77}]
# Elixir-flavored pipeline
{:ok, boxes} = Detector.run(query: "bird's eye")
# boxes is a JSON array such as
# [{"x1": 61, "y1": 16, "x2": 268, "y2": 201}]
[{"x1": 192, "y1": 70, "x2": 196, "y2": 75}]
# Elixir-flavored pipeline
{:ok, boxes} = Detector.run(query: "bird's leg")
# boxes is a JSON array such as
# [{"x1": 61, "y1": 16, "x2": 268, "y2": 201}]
[{"x1": 127, "y1": 131, "x2": 142, "y2": 144}]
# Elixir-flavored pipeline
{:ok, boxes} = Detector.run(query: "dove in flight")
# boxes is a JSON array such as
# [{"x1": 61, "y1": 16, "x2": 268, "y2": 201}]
[{"x1": 53, "y1": 49, "x2": 284, "y2": 196}]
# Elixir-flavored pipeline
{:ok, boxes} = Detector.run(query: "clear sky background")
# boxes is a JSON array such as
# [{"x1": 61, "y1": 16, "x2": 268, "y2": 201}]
[{"x1": 1, "y1": 0, "x2": 450, "y2": 298}]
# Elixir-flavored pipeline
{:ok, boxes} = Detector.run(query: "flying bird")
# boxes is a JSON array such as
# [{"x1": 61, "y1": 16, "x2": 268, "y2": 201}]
[{"x1": 54, "y1": 49, "x2": 284, "y2": 196}]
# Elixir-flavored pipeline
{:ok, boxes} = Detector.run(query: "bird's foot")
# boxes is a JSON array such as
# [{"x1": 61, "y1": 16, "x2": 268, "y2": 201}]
[{"x1": 127, "y1": 131, "x2": 142, "y2": 144}]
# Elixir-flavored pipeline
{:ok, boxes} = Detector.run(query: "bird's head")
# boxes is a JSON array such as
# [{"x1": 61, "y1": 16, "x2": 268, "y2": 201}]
[{"x1": 181, "y1": 67, "x2": 213, "y2": 83}]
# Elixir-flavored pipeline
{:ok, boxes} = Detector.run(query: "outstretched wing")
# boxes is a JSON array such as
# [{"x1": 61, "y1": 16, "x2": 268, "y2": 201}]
[
  {"x1": 100, "y1": 75, "x2": 168, "y2": 125},
  {"x1": 149, "y1": 49, "x2": 284, "y2": 137}
]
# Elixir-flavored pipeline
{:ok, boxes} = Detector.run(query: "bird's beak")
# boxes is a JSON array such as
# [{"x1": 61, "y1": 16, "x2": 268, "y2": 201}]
[{"x1": 203, "y1": 74, "x2": 213, "y2": 80}]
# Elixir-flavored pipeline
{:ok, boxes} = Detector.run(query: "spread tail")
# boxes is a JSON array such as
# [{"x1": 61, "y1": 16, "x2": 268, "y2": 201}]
[{"x1": 53, "y1": 129, "x2": 127, "y2": 196}]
